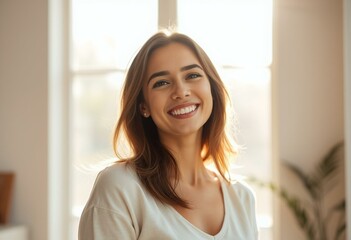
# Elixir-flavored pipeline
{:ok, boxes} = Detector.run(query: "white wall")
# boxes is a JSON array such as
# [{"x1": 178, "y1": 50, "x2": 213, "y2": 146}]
[
  {"x1": 275, "y1": 0, "x2": 345, "y2": 239},
  {"x1": 0, "y1": 1, "x2": 48, "y2": 240}
]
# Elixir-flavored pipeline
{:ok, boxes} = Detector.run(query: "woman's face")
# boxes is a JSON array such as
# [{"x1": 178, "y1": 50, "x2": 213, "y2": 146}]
[{"x1": 141, "y1": 43, "x2": 213, "y2": 140}]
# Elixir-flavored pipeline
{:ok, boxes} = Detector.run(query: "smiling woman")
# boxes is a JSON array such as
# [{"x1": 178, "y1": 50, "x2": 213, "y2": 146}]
[{"x1": 78, "y1": 31, "x2": 259, "y2": 240}]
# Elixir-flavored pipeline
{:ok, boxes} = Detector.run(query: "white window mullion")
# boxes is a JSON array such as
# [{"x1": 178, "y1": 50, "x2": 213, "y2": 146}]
[
  {"x1": 48, "y1": 0, "x2": 71, "y2": 239},
  {"x1": 158, "y1": 0, "x2": 178, "y2": 30}
]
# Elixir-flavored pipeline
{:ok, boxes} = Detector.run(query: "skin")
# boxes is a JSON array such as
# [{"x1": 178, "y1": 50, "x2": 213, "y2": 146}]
[{"x1": 141, "y1": 43, "x2": 225, "y2": 235}]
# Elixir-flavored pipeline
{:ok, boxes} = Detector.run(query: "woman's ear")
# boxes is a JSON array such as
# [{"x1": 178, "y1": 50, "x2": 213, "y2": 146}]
[{"x1": 139, "y1": 103, "x2": 150, "y2": 118}]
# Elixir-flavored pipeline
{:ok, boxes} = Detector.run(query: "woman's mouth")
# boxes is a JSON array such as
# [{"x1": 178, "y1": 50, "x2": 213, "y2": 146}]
[{"x1": 168, "y1": 104, "x2": 199, "y2": 117}]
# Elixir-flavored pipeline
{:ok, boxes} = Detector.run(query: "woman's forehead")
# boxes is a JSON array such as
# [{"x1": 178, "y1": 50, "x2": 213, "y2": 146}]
[{"x1": 147, "y1": 43, "x2": 201, "y2": 72}]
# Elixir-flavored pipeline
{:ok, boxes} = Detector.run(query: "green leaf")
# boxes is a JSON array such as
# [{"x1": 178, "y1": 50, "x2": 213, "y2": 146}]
[
  {"x1": 284, "y1": 162, "x2": 318, "y2": 200},
  {"x1": 311, "y1": 142, "x2": 343, "y2": 191}
]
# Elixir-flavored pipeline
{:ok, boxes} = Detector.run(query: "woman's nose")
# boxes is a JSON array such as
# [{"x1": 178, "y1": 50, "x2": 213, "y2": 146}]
[{"x1": 171, "y1": 81, "x2": 190, "y2": 100}]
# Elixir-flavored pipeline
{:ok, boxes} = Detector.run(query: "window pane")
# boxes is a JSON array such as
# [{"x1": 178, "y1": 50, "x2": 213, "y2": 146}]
[
  {"x1": 221, "y1": 68, "x2": 272, "y2": 177},
  {"x1": 71, "y1": 72, "x2": 124, "y2": 239},
  {"x1": 72, "y1": 0, "x2": 158, "y2": 71},
  {"x1": 178, "y1": 0, "x2": 272, "y2": 67},
  {"x1": 222, "y1": 68, "x2": 271, "y2": 176},
  {"x1": 222, "y1": 68, "x2": 273, "y2": 239}
]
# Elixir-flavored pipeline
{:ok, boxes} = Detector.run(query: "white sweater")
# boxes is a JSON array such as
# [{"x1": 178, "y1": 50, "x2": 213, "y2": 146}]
[{"x1": 78, "y1": 163, "x2": 259, "y2": 240}]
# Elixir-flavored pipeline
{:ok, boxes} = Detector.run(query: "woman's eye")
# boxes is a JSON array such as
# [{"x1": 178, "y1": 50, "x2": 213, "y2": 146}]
[
  {"x1": 187, "y1": 73, "x2": 202, "y2": 79},
  {"x1": 152, "y1": 80, "x2": 169, "y2": 89}
]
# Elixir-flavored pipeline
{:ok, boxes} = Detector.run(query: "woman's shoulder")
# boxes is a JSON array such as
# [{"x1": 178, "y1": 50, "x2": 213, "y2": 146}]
[
  {"x1": 97, "y1": 162, "x2": 138, "y2": 183},
  {"x1": 99, "y1": 161, "x2": 135, "y2": 179},
  {"x1": 95, "y1": 161, "x2": 138, "y2": 189},
  {"x1": 224, "y1": 177, "x2": 257, "y2": 203},
  {"x1": 83, "y1": 161, "x2": 144, "y2": 211}
]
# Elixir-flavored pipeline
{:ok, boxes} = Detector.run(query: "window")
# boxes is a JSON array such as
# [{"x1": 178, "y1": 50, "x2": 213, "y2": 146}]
[{"x1": 70, "y1": 1, "x2": 273, "y2": 239}]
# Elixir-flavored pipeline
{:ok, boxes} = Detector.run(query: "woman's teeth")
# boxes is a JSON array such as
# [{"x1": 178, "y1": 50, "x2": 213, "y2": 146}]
[{"x1": 170, "y1": 105, "x2": 197, "y2": 116}]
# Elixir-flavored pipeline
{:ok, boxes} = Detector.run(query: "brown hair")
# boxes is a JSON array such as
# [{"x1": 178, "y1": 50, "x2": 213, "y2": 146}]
[{"x1": 113, "y1": 31, "x2": 236, "y2": 208}]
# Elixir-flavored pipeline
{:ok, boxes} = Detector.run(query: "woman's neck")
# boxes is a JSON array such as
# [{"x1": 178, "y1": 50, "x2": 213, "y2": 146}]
[{"x1": 159, "y1": 131, "x2": 212, "y2": 186}]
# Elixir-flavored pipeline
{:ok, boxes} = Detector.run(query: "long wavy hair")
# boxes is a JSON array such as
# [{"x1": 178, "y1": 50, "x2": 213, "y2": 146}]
[{"x1": 113, "y1": 31, "x2": 237, "y2": 208}]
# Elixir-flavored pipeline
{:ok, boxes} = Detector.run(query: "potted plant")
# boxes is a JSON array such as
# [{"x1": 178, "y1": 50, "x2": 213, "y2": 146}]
[{"x1": 249, "y1": 142, "x2": 346, "y2": 240}]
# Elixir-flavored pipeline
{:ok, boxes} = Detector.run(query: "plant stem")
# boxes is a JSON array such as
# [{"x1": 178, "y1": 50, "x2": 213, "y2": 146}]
[{"x1": 316, "y1": 198, "x2": 326, "y2": 240}]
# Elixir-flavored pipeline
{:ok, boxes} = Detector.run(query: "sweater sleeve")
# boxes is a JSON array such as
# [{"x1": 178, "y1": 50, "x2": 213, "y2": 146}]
[{"x1": 78, "y1": 206, "x2": 136, "y2": 240}]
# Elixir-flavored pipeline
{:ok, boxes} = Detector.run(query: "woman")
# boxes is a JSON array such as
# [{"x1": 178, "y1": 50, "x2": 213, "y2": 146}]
[{"x1": 78, "y1": 31, "x2": 258, "y2": 239}]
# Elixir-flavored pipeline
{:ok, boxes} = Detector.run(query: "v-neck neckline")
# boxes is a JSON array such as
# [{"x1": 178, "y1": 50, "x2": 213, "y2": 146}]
[{"x1": 168, "y1": 177, "x2": 228, "y2": 239}]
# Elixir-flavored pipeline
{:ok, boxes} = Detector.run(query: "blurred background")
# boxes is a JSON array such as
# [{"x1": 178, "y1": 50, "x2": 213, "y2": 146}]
[{"x1": 0, "y1": 0, "x2": 349, "y2": 240}]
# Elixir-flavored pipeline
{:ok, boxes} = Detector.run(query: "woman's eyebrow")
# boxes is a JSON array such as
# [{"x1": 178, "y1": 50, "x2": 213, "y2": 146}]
[
  {"x1": 180, "y1": 64, "x2": 203, "y2": 71},
  {"x1": 148, "y1": 71, "x2": 170, "y2": 84}
]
